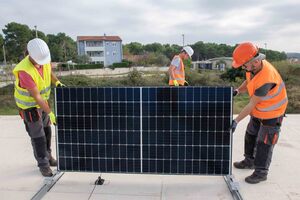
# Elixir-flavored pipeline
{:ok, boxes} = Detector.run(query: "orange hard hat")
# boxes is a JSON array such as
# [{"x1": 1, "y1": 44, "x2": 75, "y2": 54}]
[{"x1": 232, "y1": 42, "x2": 259, "y2": 68}]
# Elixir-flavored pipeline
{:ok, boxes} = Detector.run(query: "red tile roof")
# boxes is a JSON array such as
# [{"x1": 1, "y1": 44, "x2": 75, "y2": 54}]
[{"x1": 77, "y1": 36, "x2": 122, "y2": 41}]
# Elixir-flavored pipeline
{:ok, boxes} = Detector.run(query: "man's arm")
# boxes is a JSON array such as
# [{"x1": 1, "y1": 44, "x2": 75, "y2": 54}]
[
  {"x1": 51, "y1": 71, "x2": 59, "y2": 86},
  {"x1": 168, "y1": 65, "x2": 177, "y2": 80},
  {"x1": 237, "y1": 80, "x2": 248, "y2": 94},
  {"x1": 27, "y1": 86, "x2": 52, "y2": 114},
  {"x1": 234, "y1": 95, "x2": 262, "y2": 123}
]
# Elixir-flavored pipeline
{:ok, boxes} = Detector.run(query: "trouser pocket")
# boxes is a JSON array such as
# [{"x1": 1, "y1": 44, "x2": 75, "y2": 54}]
[
  {"x1": 259, "y1": 125, "x2": 280, "y2": 145},
  {"x1": 22, "y1": 107, "x2": 41, "y2": 123}
]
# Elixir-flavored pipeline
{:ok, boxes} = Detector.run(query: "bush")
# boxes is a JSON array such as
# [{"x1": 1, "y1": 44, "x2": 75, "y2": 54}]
[
  {"x1": 124, "y1": 69, "x2": 145, "y2": 86},
  {"x1": 112, "y1": 62, "x2": 129, "y2": 68}
]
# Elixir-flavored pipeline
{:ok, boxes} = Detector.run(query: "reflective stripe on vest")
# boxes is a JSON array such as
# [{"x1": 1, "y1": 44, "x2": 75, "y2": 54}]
[
  {"x1": 14, "y1": 97, "x2": 38, "y2": 107},
  {"x1": 261, "y1": 82, "x2": 285, "y2": 101},
  {"x1": 14, "y1": 85, "x2": 51, "y2": 97},
  {"x1": 256, "y1": 98, "x2": 288, "y2": 112}
]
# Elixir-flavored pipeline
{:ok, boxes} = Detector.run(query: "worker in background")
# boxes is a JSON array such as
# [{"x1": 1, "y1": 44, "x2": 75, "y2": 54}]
[
  {"x1": 230, "y1": 42, "x2": 288, "y2": 184},
  {"x1": 13, "y1": 38, "x2": 65, "y2": 177},
  {"x1": 168, "y1": 46, "x2": 194, "y2": 86}
]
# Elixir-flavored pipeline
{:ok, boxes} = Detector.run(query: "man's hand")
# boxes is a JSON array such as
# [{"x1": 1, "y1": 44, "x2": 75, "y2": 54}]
[
  {"x1": 55, "y1": 80, "x2": 66, "y2": 87},
  {"x1": 233, "y1": 89, "x2": 239, "y2": 97},
  {"x1": 230, "y1": 120, "x2": 238, "y2": 133},
  {"x1": 173, "y1": 80, "x2": 179, "y2": 86},
  {"x1": 49, "y1": 112, "x2": 56, "y2": 125}
]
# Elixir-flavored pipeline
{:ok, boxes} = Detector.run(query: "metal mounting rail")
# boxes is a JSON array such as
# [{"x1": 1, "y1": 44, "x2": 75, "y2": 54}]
[
  {"x1": 224, "y1": 175, "x2": 243, "y2": 200},
  {"x1": 31, "y1": 170, "x2": 64, "y2": 200}
]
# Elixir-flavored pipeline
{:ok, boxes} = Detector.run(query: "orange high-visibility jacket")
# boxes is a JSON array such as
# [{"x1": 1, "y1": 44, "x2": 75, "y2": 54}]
[
  {"x1": 246, "y1": 60, "x2": 288, "y2": 119},
  {"x1": 169, "y1": 55, "x2": 185, "y2": 86}
]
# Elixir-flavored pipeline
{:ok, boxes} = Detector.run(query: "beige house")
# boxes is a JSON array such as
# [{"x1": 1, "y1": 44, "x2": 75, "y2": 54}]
[{"x1": 192, "y1": 57, "x2": 233, "y2": 71}]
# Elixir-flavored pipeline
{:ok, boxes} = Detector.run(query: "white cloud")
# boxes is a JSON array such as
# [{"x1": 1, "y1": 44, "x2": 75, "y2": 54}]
[{"x1": 0, "y1": 0, "x2": 300, "y2": 52}]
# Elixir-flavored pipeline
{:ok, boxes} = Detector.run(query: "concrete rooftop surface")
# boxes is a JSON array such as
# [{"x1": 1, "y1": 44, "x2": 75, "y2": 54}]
[{"x1": 0, "y1": 114, "x2": 299, "y2": 200}]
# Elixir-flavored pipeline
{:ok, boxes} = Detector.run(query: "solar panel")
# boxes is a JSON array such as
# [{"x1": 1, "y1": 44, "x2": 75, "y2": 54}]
[{"x1": 55, "y1": 87, "x2": 232, "y2": 175}]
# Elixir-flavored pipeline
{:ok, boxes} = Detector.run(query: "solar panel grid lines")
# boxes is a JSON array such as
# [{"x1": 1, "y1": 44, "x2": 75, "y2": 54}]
[{"x1": 55, "y1": 86, "x2": 232, "y2": 175}]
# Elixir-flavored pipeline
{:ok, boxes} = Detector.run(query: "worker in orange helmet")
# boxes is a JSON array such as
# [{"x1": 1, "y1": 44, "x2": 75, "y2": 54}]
[
  {"x1": 230, "y1": 42, "x2": 288, "y2": 184},
  {"x1": 168, "y1": 46, "x2": 194, "y2": 86}
]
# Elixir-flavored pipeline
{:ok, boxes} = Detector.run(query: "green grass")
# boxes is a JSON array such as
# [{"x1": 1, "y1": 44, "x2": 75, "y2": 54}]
[
  {"x1": 233, "y1": 94, "x2": 249, "y2": 114},
  {"x1": 0, "y1": 94, "x2": 18, "y2": 115}
]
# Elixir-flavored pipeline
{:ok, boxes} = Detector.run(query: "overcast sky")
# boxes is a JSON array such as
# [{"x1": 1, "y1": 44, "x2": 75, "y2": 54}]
[{"x1": 1, "y1": 0, "x2": 300, "y2": 52}]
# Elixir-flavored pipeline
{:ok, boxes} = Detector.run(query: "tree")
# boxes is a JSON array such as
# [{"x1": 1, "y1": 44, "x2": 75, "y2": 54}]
[
  {"x1": 75, "y1": 54, "x2": 91, "y2": 64},
  {"x1": 31, "y1": 30, "x2": 48, "y2": 43},
  {"x1": 144, "y1": 43, "x2": 164, "y2": 53},
  {"x1": 126, "y1": 42, "x2": 144, "y2": 55},
  {"x1": 47, "y1": 33, "x2": 77, "y2": 62},
  {"x1": 163, "y1": 44, "x2": 181, "y2": 59},
  {"x1": 2, "y1": 22, "x2": 33, "y2": 62},
  {"x1": 0, "y1": 34, "x2": 3, "y2": 63}
]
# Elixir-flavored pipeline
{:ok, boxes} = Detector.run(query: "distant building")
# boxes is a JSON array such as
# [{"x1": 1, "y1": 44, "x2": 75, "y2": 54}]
[
  {"x1": 192, "y1": 57, "x2": 233, "y2": 71},
  {"x1": 77, "y1": 35, "x2": 123, "y2": 67}
]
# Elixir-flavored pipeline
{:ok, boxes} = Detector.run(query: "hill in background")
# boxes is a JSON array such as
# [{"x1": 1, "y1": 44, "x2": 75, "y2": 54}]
[{"x1": 287, "y1": 52, "x2": 300, "y2": 59}]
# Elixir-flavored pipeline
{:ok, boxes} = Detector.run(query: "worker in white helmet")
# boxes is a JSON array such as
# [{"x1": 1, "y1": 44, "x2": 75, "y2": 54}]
[
  {"x1": 12, "y1": 38, "x2": 65, "y2": 177},
  {"x1": 168, "y1": 46, "x2": 194, "y2": 86}
]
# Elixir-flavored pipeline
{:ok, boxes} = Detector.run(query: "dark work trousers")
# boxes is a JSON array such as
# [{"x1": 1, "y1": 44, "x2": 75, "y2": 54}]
[
  {"x1": 244, "y1": 115, "x2": 283, "y2": 176},
  {"x1": 23, "y1": 109, "x2": 52, "y2": 167}
]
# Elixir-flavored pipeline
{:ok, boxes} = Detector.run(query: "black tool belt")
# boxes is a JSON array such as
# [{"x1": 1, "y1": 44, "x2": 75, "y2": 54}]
[
  {"x1": 19, "y1": 107, "x2": 41, "y2": 122},
  {"x1": 256, "y1": 116, "x2": 283, "y2": 127}
]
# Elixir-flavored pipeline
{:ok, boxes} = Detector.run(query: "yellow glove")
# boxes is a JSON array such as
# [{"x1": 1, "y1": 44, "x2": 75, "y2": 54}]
[
  {"x1": 55, "y1": 80, "x2": 66, "y2": 87},
  {"x1": 173, "y1": 80, "x2": 179, "y2": 86},
  {"x1": 49, "y1": 112, "x2": 56, "y2": 125}
]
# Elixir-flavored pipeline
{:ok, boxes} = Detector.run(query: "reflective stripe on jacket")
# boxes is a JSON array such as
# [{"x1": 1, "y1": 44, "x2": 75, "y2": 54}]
[
  {"x1": 246, "y1": 60, "x2": 288, "y2": 119},
  {"x1": 13, "y1": 56, "x2": 52, "y2": 109},
  {"x1": 169, "y1": 55, "x2": 185, "y2": 86}
]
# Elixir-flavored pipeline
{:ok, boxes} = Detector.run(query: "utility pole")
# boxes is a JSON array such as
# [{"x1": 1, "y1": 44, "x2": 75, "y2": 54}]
[
  {"x1": 3, "y1": 45, "x2": 6, "y2": 66},
  {"x1": 182, "y1": 34, "x2": 185, "y2": 47},
  {"x1": 34, "y1": 25, "x2": 38, "y2": 38},
  {"x1": 264, "y1": 43, "x2": 267, "y2": 58}
]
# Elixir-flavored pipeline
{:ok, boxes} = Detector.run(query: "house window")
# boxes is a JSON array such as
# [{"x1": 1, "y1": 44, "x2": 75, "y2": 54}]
[
  {"x1": 106, "y1": 42, "x2": 110, "y2": 45},
  {"x1": 112, "y1": 51, "x2": 117, "y2": 56},
  {"x1": 112, "y1": 42, "x2": 117, "y2": 46}
]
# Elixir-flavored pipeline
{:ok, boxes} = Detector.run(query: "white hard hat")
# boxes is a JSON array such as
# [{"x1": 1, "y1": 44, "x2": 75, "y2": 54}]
[
  {"x1": 27, "y1": 38, "x2": 51, "y2": 65},
  {"x1": 183, "y1": 46, "x2": 194, "y2": 58}
]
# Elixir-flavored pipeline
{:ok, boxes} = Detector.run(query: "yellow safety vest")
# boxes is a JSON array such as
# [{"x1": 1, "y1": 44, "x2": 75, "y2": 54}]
[{"x1": 13, "y1": 56, "x2": 52, "y2": 109}]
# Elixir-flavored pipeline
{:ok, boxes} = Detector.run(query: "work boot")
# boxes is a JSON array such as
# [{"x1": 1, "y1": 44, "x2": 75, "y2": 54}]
[
  {"x1": 39, "y1": 166, "x2": 53, "y2": 177},
  {"x1": 49, "y1": 156, "x2": 57, "y2": 167},
  {"x1": 233, "y1": 159, "x2": 254, "y2": 169},
  {"x1": 245, "y1": 172, "x2": 267, "y2": 184}
]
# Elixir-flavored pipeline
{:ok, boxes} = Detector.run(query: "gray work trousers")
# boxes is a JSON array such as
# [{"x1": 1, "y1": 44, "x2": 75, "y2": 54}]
[
  {"x1": 22, "y1": 108, "x2": 52, "y2": 167},
  {"x1": 244, "y1": 115, "x2": 283, "y2": 175}
]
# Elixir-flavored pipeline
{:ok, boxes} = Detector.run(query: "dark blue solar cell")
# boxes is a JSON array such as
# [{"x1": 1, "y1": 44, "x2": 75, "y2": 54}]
[
  {"x1": 134, "y1": 88, "x2": 140, "y2": 101},
  {"x1": 186, "y1": 87, "x2": 194, "y2": 102},
  {"x1": 104, "y1": 88, "x2": 112, "y2": 101},
  {"x1": 112, "y1": 88, "x2": 119, "y2": 101},
  {"x1": 84, "y1": 88, "x2": 91, "y2": 101},
  {"x1": 201, "y1": 87, "x2": 209, "y2": 101},
  {"x1": 56, "y1": 88, "x2": 63, "y2": 102}
]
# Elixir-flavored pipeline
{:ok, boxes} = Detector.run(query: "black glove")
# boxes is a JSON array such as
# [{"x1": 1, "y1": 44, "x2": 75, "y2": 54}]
[
  {"x1": 230, "y1": 120, "x2": 238, "y2": 133},
  {"x1": 233, "y1": 89, "x2": 238, "y2": 97}
]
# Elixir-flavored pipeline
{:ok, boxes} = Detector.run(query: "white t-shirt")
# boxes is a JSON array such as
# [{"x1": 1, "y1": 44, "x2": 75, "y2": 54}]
[{"x1": 171, "y1": 57, "x2": 181, "y2": 69}]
